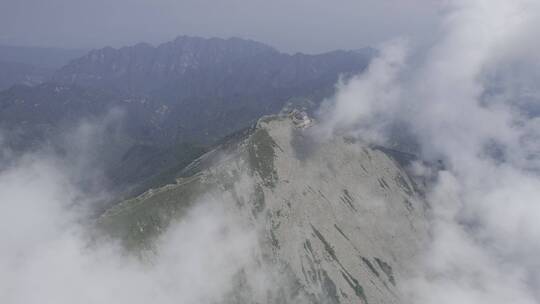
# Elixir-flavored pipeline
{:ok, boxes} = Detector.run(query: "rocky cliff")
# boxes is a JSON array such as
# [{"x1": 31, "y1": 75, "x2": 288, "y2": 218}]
[{"x1": 98, "y1": 114, "x2": 429, "y2": 304}]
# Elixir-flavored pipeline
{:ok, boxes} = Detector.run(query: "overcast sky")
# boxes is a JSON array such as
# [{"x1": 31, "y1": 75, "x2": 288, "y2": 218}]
[{"x1": 0, "y1": 0, "x2": 443, "y2": 53}]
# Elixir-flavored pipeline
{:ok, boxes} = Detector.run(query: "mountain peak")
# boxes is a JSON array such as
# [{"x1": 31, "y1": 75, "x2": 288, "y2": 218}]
[
  {"x1": 170, "y1": 35, "x2": 277, "y2": 51},
  {"x1": 99, "y1": 113, "x2": 428, "y2": 304},
  {"x1": 52, "y1": 35, "x2": 372, "y2": 96}
]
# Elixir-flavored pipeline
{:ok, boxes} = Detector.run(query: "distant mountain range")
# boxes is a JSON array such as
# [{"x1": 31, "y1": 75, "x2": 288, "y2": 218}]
[
  {"x1": 52, "y1": 36, "x2": 374, "y2": 96},
  {"x1": 0, "y1": 36, "x2": 375, "y2": 193}
]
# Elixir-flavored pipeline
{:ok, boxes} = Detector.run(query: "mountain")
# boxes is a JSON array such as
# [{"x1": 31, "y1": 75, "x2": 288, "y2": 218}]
[
  {"x1": 98, "y1": 114, "x2": 429, "y2": 304},
  {"x1": 0, "y1": 82, "x2": 208, "y2": 194},
  {"x1": 53, "y1": 36, "x2": 374, "y2": 96},
  {"x1": 52, "y1": 36, "x2": 374, "y2": 143},
  {"x1": 0, "y1": 36, "x2": 375, "y2": 193}
]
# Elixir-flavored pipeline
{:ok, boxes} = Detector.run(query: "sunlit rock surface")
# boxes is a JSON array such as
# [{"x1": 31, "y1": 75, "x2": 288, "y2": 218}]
[{"x1": 98, "y1": 114, "x2": 429, "y2": 304}]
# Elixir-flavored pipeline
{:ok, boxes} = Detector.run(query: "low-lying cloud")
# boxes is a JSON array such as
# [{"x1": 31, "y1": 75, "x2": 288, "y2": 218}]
[
  {"x1": 319, "y1": 0, "x2": 540, "y2": 303},
  {"x1": 2, "y1": 1, "x2": 540, "y2": 303},
  {"x1": 0, "y1": 118, "x2": 265, "y2": 304}
]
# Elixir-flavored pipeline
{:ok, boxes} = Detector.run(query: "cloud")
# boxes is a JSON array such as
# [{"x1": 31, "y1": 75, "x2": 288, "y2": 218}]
[
  {"x1": 0, "y1": 118, "x2": 268, "y2": 304},
  {"x1": 317, "y1": 38, "x2": 407, "y2": 144},
  {"x1": 319, "y1": 0, "x2": 540, "y2": 303},
  {"x1": 2, "y1": 1, "x2": 540, "y2": 303}
]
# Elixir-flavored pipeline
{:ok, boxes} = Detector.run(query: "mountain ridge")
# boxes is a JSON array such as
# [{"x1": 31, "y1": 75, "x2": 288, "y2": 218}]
[
  {"x1": 98, "y1": 114, "x2": 428, "y2": 304},
  {"x1": 0, "y1": 36, "x2": 376, "y2": 194},
  {"x1": 52, "y1": 35, "x2": 375, "y2": 95}
]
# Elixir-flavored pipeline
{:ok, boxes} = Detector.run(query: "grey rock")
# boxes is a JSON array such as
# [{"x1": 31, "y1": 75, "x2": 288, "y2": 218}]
[{"x1": 98, "y1": 115, "x2": 428, "y2": 304}]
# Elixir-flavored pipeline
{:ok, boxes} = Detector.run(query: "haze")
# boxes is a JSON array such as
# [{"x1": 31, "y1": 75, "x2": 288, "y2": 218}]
[{"x1": 0, "y1": 0, "x2": 441, "y2": 53}]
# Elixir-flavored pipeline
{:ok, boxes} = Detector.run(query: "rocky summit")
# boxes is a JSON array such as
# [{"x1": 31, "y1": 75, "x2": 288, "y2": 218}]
[{"x1": 98, "y1": 114, "x2": 429, "y2": 304}]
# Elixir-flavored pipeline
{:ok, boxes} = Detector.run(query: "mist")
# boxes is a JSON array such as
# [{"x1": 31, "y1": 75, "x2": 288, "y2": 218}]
[
  {"x1": 0, "y1": 118, "x2": 271, "y2": 304},
  {"x1": 2, "y1": 0, "x2": 540, "y2": 303},
  {"x1": 319, "y1": 0, "x2": 540, "y2": 303}
]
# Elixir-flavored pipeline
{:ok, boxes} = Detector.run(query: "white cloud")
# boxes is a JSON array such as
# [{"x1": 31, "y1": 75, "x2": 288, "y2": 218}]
[
  {"x1": 320, "y1": 0, "x2": 540, "y2": 302},
  {"x1": 0, "y1": 121, "x2": 264, "y2": 304}
]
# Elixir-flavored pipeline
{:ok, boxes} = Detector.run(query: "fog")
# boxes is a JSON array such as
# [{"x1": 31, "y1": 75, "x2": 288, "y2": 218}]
[
  {"x1": 0, "y1": 118, "x2": 271, "y2": 303},
  {"x1": 0, "y1": 0, "x2": 441, "y2": 53},
  {"x1": 319, "y1": 0, "x2": 540, "y2": 302},
  {"x1": 2, "y1": 0, "x2": 540, "y2": 303}
]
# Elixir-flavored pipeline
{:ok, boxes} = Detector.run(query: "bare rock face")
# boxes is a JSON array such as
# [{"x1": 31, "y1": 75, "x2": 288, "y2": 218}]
[{"x1": 98, "y1": 114, "x2": 429, "y2": 304}]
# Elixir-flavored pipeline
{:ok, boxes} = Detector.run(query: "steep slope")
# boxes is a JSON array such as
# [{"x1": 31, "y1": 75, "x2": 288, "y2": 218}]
[{"x1": 98, "y1": 114, "x2": 429, "y2": 304}]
